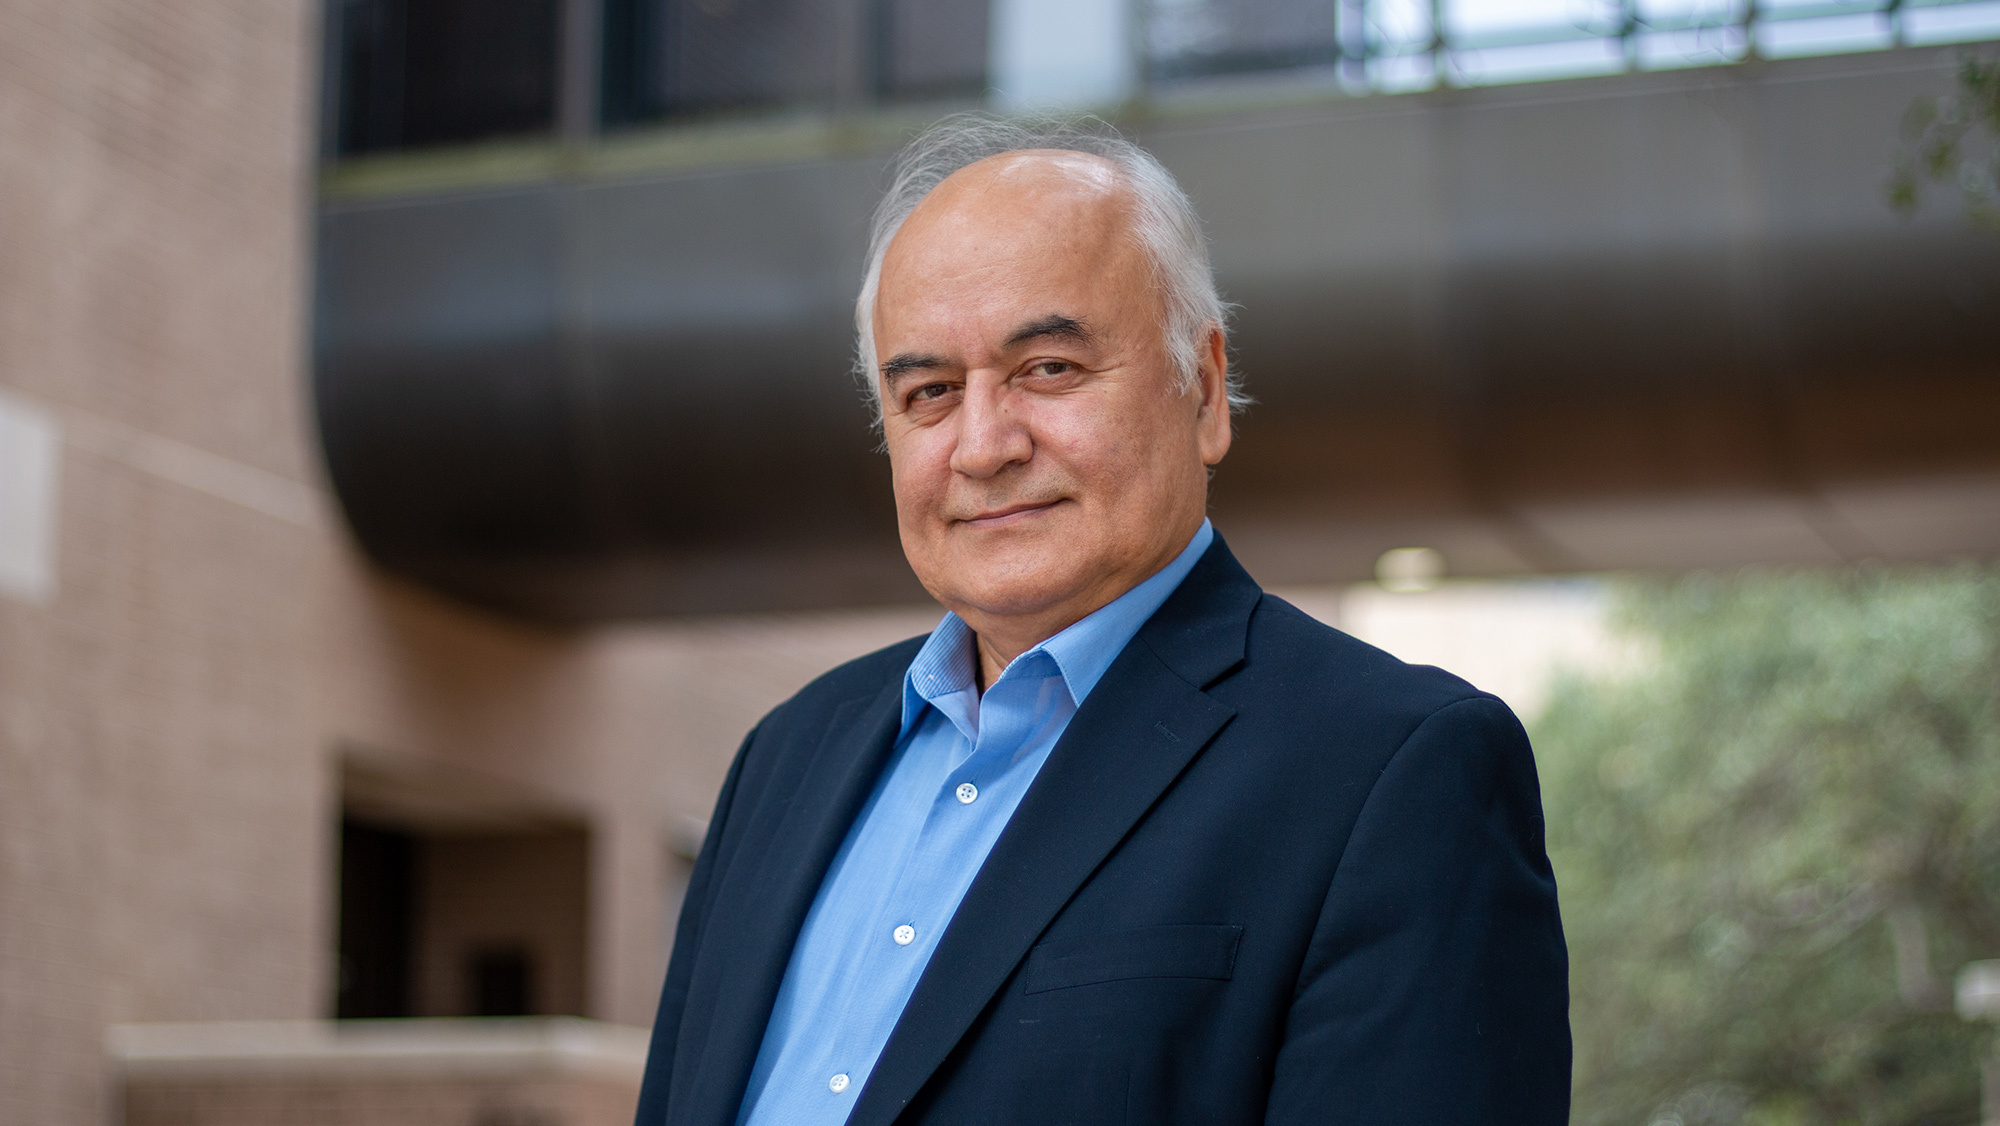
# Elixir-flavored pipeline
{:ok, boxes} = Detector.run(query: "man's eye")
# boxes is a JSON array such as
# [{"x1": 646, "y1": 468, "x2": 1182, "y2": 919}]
[
  {"x1": 1029, "y1": 361, "x2": 1072, "y2": 378},
  {"x1": 909, "y1": 382, "x2": 951, "y2": 403}
]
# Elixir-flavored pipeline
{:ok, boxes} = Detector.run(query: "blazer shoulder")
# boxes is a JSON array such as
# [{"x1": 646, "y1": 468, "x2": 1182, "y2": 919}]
[
  {"x1": 720, "y1": 633, "x2": 926, "y2": 817},
  {"x1": 1244, "y1": 592, "x2": 1498, "y2": 723},
  {"x1": 757, "y1": 632, "x2": 929, "y2": 733}
]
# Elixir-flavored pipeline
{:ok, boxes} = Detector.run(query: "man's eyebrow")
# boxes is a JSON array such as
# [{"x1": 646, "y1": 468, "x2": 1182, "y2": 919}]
[
  {"x1": 880, "y1": 352, "x2": 949, "y2": 381},
  {"x1": 1005, "y1": 314, "x2": 1094, "y2": 349}
]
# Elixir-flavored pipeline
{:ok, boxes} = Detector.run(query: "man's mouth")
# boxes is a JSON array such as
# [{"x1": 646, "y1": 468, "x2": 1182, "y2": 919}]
[{"x1": 958, "y1": 500, "x2": 1063, "y2": 529}]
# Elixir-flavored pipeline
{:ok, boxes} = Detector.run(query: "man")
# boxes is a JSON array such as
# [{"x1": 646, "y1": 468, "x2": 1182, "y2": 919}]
[{"x1": 635, "y1": 116, "x2": 1569, "y2": 1126}]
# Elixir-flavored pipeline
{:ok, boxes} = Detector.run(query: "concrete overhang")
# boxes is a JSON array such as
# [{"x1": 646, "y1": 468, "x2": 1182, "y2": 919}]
[{"x1": 314, "y1": 46, "x2": 2000, "y2": 621}]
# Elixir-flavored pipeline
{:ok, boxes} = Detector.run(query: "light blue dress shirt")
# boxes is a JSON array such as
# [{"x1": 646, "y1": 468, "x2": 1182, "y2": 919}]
[{"x1": 736, "y1": 520, "x2": 1215, "y2": 1125}]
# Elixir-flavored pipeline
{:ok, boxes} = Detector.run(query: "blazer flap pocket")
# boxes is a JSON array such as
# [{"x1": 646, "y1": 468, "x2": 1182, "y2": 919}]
[{"x1": 1023, "y1": 924, "x2": 1243, "y2": 994}]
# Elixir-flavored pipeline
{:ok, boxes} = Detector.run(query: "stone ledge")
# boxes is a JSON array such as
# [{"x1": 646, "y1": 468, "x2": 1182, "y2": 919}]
[
  {"x1": 107, "y1": 1017, "x2": 650, "y2": 1082},
  {"x1": 108, "y1": 1019, "x2": 649, "y2": 1126}
]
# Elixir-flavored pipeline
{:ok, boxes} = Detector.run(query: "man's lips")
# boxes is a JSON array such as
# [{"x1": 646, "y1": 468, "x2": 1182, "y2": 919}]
[{"x1": 956, "y1": 499, "x2": 1063, "y2": 529}]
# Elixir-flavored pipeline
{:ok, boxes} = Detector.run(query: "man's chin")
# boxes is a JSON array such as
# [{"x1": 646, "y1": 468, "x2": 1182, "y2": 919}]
[{"x1": 928, "y1": 564, "x2": 1094, "y2": 626}]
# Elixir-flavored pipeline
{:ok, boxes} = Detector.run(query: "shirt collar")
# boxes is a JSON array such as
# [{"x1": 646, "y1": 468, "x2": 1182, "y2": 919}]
[{"x1": 901, "y1": 519, "x2": 1215, "y2": 734}]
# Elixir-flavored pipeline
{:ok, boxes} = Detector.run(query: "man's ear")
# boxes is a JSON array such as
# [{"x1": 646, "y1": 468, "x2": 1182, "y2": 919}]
[{"x1": 1195, "y1": 324, "x2": 1233, "y2": 466}]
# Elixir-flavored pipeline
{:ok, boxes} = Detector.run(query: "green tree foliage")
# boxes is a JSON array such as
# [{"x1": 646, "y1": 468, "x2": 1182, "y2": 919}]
[
  {"x1": 1887, "y1": 50, "x2": 2000, "y2": 232},
  {"x1": 1534, "y1": 567, "x2": 2000, "y2": 1125}
]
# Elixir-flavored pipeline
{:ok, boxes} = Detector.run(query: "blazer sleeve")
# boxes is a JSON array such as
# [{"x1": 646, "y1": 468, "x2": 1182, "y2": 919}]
[
  {"x1": 634, "y1": 722, "x2": 758, "y2": 1126},
  {"x1": 1264, "y1": 696, "x2": 1571, "y2": 1125}
]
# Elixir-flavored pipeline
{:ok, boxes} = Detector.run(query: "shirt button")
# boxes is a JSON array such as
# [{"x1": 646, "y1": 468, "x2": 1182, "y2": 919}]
[
  {"x1": 955, "y1": 782, "x2": 978, "y2": 804},
  {"x1": 893, "y1": 924, "x2": 916, "y2": 945},
  {"x1": 829, "y1": 1073, "x2": 850, "y2": 1093}
]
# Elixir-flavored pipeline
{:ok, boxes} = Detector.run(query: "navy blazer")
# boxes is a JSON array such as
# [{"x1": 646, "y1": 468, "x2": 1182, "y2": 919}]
[{"x1": 636, "y1": 536, "x2": 1570, "y2": 1126}]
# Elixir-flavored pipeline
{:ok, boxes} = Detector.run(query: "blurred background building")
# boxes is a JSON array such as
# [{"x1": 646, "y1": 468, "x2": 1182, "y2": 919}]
[{"x1": 1, "y1": 0, "x2": 1995, "y2": 1122}]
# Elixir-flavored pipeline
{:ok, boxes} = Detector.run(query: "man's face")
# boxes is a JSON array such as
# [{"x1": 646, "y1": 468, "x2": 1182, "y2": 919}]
[{"x1": 873, "y1": 151, "x2": 1231, "y2": 646}]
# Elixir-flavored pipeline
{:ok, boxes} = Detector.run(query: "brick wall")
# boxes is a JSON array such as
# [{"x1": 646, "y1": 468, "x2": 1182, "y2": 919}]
[
  {"x1": 0, "y1": 3, "x2": 325, "y2": 1122},
  {"x1": 0, "y1": 4, "x2": 947, "y2": 1124}
]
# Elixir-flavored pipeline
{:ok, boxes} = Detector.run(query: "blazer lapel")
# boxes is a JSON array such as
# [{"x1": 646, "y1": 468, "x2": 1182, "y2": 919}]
[
  {"x1": 847, "y1": 538, "x2": 1263, "y2": 1126},
  {"x1": 672, "y1": 677, "x2": 906, "y2": 1126}
]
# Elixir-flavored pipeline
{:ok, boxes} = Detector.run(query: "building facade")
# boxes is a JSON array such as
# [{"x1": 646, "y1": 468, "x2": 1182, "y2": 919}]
[{"x1": 2, "y1": 1, "x2": 1996, "y2": 1124}]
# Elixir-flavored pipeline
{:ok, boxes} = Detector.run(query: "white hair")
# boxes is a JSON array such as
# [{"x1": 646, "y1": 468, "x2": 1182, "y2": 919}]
[{"x1": 854, "y1": 113, "x2": 1248, "y2": 423}]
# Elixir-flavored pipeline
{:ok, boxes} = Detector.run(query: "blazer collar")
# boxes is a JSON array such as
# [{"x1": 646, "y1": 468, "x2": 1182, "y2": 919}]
[
  {"x1": 1130, "y1": 529, "x2": 1262, "y2": 691},
  {"x1": 847, "y1": 533, "x2": 1263, "y2": 1126}
]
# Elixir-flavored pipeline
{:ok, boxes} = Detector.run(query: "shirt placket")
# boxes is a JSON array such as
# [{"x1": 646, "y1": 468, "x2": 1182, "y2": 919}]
[
  {"x1": 875, "y1": 672, "x2": 1043, "y2": 980},
  {"x1": 801, "y1": 712, "x2": 965, "y2": 1111}
]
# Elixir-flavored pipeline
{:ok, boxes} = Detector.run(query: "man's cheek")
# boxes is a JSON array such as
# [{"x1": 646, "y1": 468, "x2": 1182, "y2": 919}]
[{"x1": 891, "y1": 443, "x2": 944, "y2": 496}]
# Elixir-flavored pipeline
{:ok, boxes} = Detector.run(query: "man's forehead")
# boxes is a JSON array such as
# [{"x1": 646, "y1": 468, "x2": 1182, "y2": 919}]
[{"x1": 874, "y1": 149, "x2": 1151, "y2": 354}]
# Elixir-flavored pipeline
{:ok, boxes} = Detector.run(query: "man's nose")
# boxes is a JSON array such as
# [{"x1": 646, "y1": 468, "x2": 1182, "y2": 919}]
[{"x1": 949, "y1": 377, "x2": 1032, "y2": 479}]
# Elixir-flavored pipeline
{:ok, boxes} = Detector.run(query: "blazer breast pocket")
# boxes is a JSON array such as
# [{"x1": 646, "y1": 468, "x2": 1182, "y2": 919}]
[{"x1": 1022, "y1": 924, "x2": 1244, "y2": 995}]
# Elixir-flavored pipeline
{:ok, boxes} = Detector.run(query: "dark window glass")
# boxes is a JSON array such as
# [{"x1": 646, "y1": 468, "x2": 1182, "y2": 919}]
[
  {"x1": 336, "y1": 820, "x2": 416, "y2": 1019},
  {"x1": 601, "y1": 0, "x2": 987, "y2": 127},
  {"x1": 604, "y1": 0, "x2": 844, "y2": 121},
  {"x1": 467, "y1": 945, "x2": 538, "y2": 1016},
  {"x1": 876, "y1": 0, "x2": 988, "y2": 100},
  {"x1": 336, "y1": 0, "x2": 560, "y2": 154},
  {"x1": 335, "y1": 0, "x2": 408, "y2": 153}
]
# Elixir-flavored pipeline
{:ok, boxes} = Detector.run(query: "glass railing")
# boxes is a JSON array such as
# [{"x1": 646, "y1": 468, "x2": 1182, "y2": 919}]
[
  {"x1": 325, "y1": 0, "x2": 2000, "y2": 163},
  {"x1": 1146, "y1": 0, "x2": 2000, "y2": 93}
]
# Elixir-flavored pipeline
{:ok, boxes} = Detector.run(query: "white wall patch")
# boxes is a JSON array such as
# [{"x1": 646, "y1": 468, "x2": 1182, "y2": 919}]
[{"x1": 0, "y1": 389, "x2": 60, "y2": 603}]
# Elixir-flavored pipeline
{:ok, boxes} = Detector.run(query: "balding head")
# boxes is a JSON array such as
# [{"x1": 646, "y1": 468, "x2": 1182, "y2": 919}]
[
  {"x1": 884, "y1": 149, "x2": 1132, "y2": 289},
  {"x1": 867, "y1": 128, "x2": 1236, "y2": 682}
]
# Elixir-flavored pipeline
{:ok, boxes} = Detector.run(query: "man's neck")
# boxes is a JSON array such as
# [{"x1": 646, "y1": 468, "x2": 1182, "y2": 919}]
[
  {"x1": 958, "y1": 576, "x2": 1127, "y2": 691},
  {"x1": 971, "y1": 631, "x2": 1022, "y2": 693},
  {"x1": 959, "y1": 527, "x2": 1205, "y2": 692}
]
